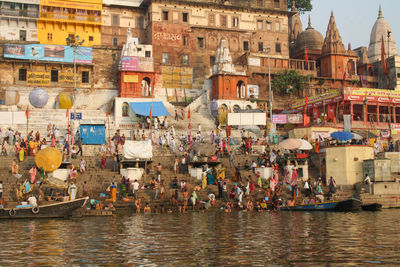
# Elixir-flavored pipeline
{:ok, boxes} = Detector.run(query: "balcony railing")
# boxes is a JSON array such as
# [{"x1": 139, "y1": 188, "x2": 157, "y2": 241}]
[
  {"x1": 0, "y1": 8, "x2": 39, "y2": 18},
  {"x1": 40, "y1": 12, "x2": 101, "y2": 24}
]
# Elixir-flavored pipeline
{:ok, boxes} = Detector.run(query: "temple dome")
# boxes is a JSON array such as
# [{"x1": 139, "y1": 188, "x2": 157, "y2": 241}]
[
  {"x1": 295, "y1": 16, "x2": 323, "y2": 51},
  {"x1": 367, "y1": 6, "x2": 398, "y2": 63}
]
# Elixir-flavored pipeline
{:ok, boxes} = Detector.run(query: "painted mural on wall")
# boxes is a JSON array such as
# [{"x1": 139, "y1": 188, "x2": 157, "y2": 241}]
[{"x1": 161, "y1": 66, "x2": 192, "y2": 89}]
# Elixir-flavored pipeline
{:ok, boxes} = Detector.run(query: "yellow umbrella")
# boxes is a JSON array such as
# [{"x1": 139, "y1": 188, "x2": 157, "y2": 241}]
[
  {"x1": 59, "y1": 92, "x2": 73, "y2": 109},
  {"x1": 35, "y1": 147, "x2": 62, "y2": 172}
]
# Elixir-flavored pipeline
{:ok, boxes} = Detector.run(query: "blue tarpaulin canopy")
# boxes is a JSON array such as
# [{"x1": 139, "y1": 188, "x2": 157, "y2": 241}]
[
  {"x1": 330, "y1": 131, "x2": 354, "y2": 141},
  {"x1": 129, "y1": 101, "x2": 170, "y2": 117}
]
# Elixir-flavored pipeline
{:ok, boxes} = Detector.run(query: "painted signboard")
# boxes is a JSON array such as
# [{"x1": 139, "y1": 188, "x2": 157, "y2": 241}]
[
  {"x1": 4, "y1": 44, "x2": 92, "y2": 64},
  {"x1": 123, "y1": 75, "x2": 139, "y2": 83},
  {"x1": 272, "y1": 114, "x2": 287, "y2": 124},
  {"x1": 120, "y1": 56, "x2": 154, "y2": 72},
  {"x1": 27, "y1": 72, "x2": 51, "y2": 86},
  {"x1": 287, "y1": 114, "x2": 303, "y2": 124},
  {"x1": 344, "y1": 87, "x2": 400, "y2": 104},
  {"x1": 41, "y1": 0, "x2": 102, "y2": 10},
  {"x1": 291, "y1": 90, "x2": 341, "y2": 109},
  {"x1": 59, "y1": 72, "x2": 74, "y2": 85}
]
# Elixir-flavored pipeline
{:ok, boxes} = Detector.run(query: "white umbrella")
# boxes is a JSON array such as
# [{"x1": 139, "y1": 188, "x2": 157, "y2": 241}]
[
  {"x1": 352, "y1": 132, "x2": 363, "y2": 140},
  {"x1": 279, "y1": 138, "x2": 302, "y2": 150},
  {"x1": 296, "y1": 139, "x2": 313, "y2": 150}
]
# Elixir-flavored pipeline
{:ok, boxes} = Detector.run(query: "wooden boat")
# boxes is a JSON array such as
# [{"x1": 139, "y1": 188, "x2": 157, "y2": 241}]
[
  {"x1": 361, "y1": 203, "x2": 382, "y2": 211},
  {"x1": 280, "y1": 198, "x2": 362, "y2": 212},
  {"x1": 0, "y1": 197, "x2": 88, "y2": 219}
]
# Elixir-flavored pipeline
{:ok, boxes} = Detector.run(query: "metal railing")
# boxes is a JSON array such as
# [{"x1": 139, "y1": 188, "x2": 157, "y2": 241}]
[
  {"x1": 0, "y1": 8, "x2": 39, "y2": 18},
  {"x1": 40, "y1": 12, "x2": 101, "y2": 24}
]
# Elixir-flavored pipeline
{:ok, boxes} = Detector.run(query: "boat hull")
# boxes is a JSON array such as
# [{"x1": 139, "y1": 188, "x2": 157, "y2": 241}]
[
  {"x1": 0, "y1": 197, "x2": 88, "y2": 219},
  {"x1": 361, "y1": 203, "x2": 382, "y2": 211},
  {"x1": 280, "y1": 198, "x2": 361, "y2": 212}
]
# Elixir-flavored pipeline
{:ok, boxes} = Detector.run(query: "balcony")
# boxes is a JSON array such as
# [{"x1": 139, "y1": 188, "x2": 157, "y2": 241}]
[
  {"x1": 0, "y1": 8, "x2": 39, "y2": 18},
  {"x1": 40, "y1": 12, "x2": 101, "y2": 25}
]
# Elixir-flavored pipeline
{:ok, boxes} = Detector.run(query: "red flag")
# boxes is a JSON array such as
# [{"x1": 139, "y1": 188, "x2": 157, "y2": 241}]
[
  {"x1": 187, "y1": 106, "x2": 191, "y2": 119},
  {"x1": 25, "y1": 105, "x2": 29, "y2": 119},
  {"x1": 149, "y1": 103, "x2": 153, "y2": 120},
  {"x1": 381, "y1": 36, "x2": 388, "y2": 75},
  {"x1": 304, "y1": 48, "x2": 308, "y2": 63},
  {"x1": 66, "y1": 108, "x2": 69, "y2": 118}
]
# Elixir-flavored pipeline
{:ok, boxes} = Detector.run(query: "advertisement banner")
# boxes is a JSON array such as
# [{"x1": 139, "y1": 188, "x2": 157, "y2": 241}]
[
  {"x1": 26, "y1": 72, "x2": 51, "y2": 86},
  {"x1": 120, "y1": 57, "x2": 154, "y2": 72},
  {"x1": 291, "y1": 90, "x2": 341, "y2": 109},
  {"x1": 4, "y1": 44, "x2": 92, "y2": 64},
  {"x1": 344, "y1": 87, "x2": 400, "y2": 104},
  {"x1": 123, "y1": 75, "x2": 139, "y2": 83},
  {"x1": 287, "y1": 114, "x2": 303, "y2": 124},
  {"x1": 272, "y1": 114, "x2": 287, "y2": 124},
  {"x1": 59, "y1": 72, "x2": 74, "y2": 85}
]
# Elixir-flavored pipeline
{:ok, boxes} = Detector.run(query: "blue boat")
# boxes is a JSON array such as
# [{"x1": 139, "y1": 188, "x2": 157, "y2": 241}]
[{"x1": 280, "y1": 198, "x2": 361, "y2": 212}]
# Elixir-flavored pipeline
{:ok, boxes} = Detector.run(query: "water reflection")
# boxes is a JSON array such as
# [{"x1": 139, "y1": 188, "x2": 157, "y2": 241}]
[{"x1": 0, "y1": 210, "x2": 400, "y2": 265}]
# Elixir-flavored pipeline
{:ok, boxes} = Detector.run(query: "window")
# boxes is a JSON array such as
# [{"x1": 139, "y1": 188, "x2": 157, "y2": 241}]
[
  {"x1": 182, "y1": 12, "x2": 188, "y2": 22},
  {"x1": 10, "y1": 3, "x2": 15, "y2": 9},
  {"x1": 209, "y1": 14, "x2": 215, "y2": 26},
  {"x1": 232, "y1": 17, "x2": 239, "y2": 28},
  {"x1": 162, "y1": 10, "x2": 169, "y2": 21},
  {"x1": 162, "y1": 52, "x2": 169, "y2": 64},
  {"x1": 275, "y1": 22, "x2": 280, "y2": 31},
  {"x1": 220, "y1": 15, "x2": 227, "y2": 27},
  {"x1": 257, "y1": 0, "x2": 263, "y2": 7},
  {"x1": 137, "y1": 16, "x2": 143, "y2": 28},
  {"x1": 47, "y1": 33, "x2": 52, "y2": 41},
  {"x1": 82, "y1": 71, "x2": 89, "y2": 83},
  {"x1": 257, "y1": 20, "x2": 263, "y2": 30},
  {"x1": 19, "y1": 30, "x2": 26, "y2": 41},
  {"x1": 258, "y1": 42, "x2": 264, "y2": 52},
  {"x1": 274, "y1": 0, "x2": 280, "y2": 8},
  {"x1": 183, "y1": 35, "x2": 188, "y2": 46},
  {"x1": 112, "y1": 37, "x2": 118, "y2": 46},
  {"x1": 210, "y1": 56, "x2": 215, "y2": 66},
  {"x1": 197, "y1": 37, "x2": 204, "y2": 48},
  {"x1": 18, "y1": 69, "x2": 27, "y2": 81},
  {"x1": 145, "y1": 51, "x2": 151, "y2": 57},
  {"x1": 89, "y1": 36, "x2": 93, "y2": 41},
  {"x1": 112, "y1": 15, "x2": 118, "y2": 26},
  {"x1": 266, "y1": 21, "x2": 271, "y2": 30},
  {"x1": 183, "y1": 54, "x2": 189, "y2": 65},
  {"x1": 51, "y1": 70, "x2": 58, "y2": 82},
  {"x1": 275, "y1": 43, "x2": 281, "y2": 53},
  {"x1": 243, "y1": 41, "x2": 249, "y2": 51}
]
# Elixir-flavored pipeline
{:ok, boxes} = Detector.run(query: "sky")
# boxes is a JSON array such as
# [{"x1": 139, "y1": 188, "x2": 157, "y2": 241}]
[{"x1": 299, "y1": 0, "x2": 400, "y2": 51}]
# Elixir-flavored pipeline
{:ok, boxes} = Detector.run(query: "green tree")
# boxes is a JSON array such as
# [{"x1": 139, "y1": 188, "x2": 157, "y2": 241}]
[
  {"x1": 289, "y1": 0, "x2": 313, "y2": 13},
  {"x1": 272, "y1": 70, "x2": 307, "y2": 95}
]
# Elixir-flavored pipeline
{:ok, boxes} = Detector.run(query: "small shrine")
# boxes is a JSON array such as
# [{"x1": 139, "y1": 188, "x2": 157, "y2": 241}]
[
  {"x1": 119, "y1": 28, "x2": 155, "y2": 98},
  {"x1": 210, "y1": 38, "x2": 247, "y2": 100}
]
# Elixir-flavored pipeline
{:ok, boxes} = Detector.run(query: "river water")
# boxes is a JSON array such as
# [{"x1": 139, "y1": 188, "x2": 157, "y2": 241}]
[{"x1": 1, "y1": 209, "x2": 400, "y2": 266}]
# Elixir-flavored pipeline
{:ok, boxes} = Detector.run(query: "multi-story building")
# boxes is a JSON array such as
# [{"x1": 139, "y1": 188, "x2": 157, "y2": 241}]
[
  {"x1": 0, "y1": 0, "x2": 40, "y2": 41},
  {"x1": 102, "y1": 0, "x2": 146, "y2": 47},
  {"x1": 37, "y1": 0, "x2": 102, "y2": 46}
]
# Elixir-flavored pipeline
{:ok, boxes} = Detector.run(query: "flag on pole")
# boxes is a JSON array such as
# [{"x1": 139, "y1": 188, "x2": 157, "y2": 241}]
[
  {"x1": 149, "y1": 103, "x2": 153, "y2": 121},
  {"x1": 381, "y1": 35, "x2": 388, "y2": 75},
  {"x1": 187, "y1": 105, "x2": 191, "y2": 119},
  {"x1": 25, "y1": 105, "x2": 29, "y2": 119},
  {"x1": 66, "y1": 108, "x2": 69, "y2": 118}
]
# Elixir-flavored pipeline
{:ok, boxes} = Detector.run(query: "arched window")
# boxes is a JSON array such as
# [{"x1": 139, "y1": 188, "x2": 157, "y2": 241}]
[
  {"x1": 233, "y1": 105, "x2": 240, "y2": 113},
  {"x1": 246, "y1": 105, "x2": 252, "y2": 110},
  {"x1": 368, "y1": 67, "x2": 374, "y2": 77},
  {"x1": 236, "y1": 80, "x2": 246, "y2": 98},
  {"x1": 347, "y1": 60, "x2": 356, "y2": 75},
  {"x1": 141, "y1": 77, "x2": 151, "y2": 96},
  {"x1": 122, "y1": 102, "x2": 129, "y2": 117}
]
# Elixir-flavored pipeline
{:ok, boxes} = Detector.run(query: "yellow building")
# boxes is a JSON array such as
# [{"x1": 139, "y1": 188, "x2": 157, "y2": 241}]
[{"x1": 37, "y1": 0, "x2": 102, "y2": 46}]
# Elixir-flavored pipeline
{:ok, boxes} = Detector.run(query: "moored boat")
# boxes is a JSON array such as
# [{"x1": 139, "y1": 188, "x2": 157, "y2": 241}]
[
  {"x1": 280, "y1": 198, "x2": 362, "y2": 212},
  {"x1": 0, "y1": 197, "x2": 89, "y2": 219},
  {"x1": 361, "y1": 203, "x2": 382, "y2": 211}
]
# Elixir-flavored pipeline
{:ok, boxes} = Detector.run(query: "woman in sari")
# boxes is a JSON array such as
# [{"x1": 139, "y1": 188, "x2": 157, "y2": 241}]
[
  {"x1": 29, "y1": 166, "x2": 37, "y2": 184},
  {"x1": 70, "y1": 182, "x2": 77, "y2": 200},
  {"x1": 111, "y1": 182, "x2": 117, "y2": 202},
  {"x1": 18, "y1": 148, "x2": 24, "y2": 162},
  {"x1": 201, "y1": 172, "x2": 207, "y2": 189},
  {"x1": 257, "y1": 172, "x2": 262, "y2": 188}
]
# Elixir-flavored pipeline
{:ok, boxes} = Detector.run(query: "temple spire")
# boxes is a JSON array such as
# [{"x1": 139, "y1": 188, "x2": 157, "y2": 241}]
[
  {"x1": 291, "y1": 0, "x2": 296, "y2": 11},
  {"x1": 378, "y1": 5, "x2": 384, "y2": 18},
  {"x1": 322, "y1": 11, "x2": 345, "y2": 54},
  {"x1": 306, "y1": 15, "x2": 312, "y2": 29}
]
